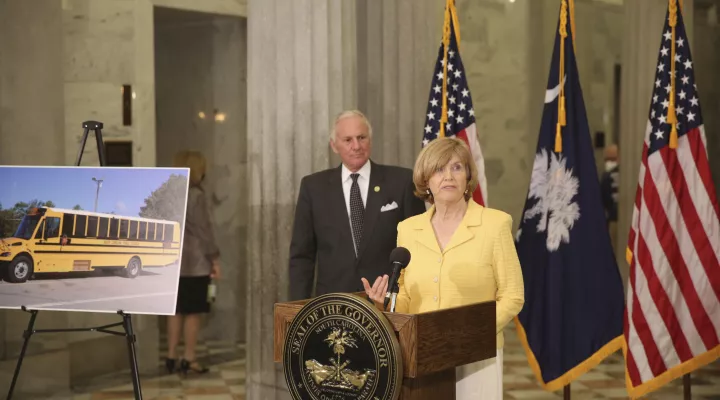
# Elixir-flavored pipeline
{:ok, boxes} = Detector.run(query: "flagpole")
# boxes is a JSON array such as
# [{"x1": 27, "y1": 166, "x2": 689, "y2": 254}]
[
  {"x1": 669, "y1": 0, "x2": 691, "y2": 397},
  {"x1": 561, "y1": 2, "x2": 571, "y2": 398}
]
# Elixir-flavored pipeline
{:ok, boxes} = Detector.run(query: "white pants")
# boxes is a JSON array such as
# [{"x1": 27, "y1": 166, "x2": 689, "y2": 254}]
[{"x1": 456, "y1": 348, "x2": 503, "y2": 399}]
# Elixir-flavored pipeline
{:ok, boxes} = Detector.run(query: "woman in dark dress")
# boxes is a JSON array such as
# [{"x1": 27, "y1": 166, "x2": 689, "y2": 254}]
[{"x1": 166, "y1": 150, "x2": 220, "y2": 375}]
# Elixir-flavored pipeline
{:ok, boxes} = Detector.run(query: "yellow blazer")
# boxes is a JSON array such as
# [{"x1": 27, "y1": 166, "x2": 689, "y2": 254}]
[{"x1": 395, "y1": 199, "x2": 524, "y2": 349}]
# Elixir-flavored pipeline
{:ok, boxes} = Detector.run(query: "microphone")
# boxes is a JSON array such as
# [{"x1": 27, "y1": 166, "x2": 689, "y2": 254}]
[{"x1": 384, "y1": 247, "x2": 411, "y2": 311}]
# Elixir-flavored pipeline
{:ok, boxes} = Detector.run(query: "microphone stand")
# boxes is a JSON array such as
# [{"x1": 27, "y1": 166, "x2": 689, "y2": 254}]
[
  {"x1": 388, "y1": 292, "x2": 398, "y2": 313},
  {"x1": 386, "y1": 281, "x2": 400, "y2": 313}
]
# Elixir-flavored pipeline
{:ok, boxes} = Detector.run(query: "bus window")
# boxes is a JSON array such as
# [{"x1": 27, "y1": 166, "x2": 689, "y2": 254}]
[
  {"x1": 13, "y1": 215, "x2": 39, "y2": 240},
  {"x1": 130, "y1": 220, "x2": 138, "y2": 239},
  {"x1": 87, "y1": 216, "x2": 98, "y2": 237},
  {"x1": 139, "y1": 222, "x2": 147, "y2": 240},
  {"x1": 62, "y1": 214, "x2": 74, "y2": 237},
  {"x1": 164, "y1": 224, "x2": 175, "y2": 242},
  {"x1": 44, "y1": 217, "x2": 61, "y2": 239},
  {"x1": 75, "y1": 215, "x2": 87, "y2": 238},
  {"x1": 109, "y1": 219, "x2": 119, "y2": 239},
  {"x1": 99, "y1": 217, "x2": 109, "y2": 238},
  {"x1": 148, "y1": 223, "x2": 156, "y2": 241},
  {"x1": 119, "y1": 219, "x2": 129, "y2": 239}
]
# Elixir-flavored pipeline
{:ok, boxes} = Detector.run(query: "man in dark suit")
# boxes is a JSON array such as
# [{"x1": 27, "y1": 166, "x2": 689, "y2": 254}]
[{"x1": 288, "y1": 110, "x2": 426, "y2": 301}]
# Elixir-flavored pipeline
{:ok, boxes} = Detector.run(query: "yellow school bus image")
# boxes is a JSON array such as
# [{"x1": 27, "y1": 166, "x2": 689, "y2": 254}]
[{"x1": 0, "y1": 207, "x2": 181, "y2": 283}]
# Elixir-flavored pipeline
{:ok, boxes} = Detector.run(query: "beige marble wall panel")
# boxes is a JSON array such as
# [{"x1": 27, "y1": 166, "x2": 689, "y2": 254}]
[
  {"x1": 0, "y1": 0, "x2": 65, "y2": 166},
  {"x1": 62, "y1": 0, "x2": 156, "y2": 167},
  {"x1": 454, "y1": 0, "x2": 532, "y2": 227}
]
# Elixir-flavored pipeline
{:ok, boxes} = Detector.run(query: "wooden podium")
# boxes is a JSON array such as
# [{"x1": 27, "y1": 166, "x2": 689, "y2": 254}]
[{"x1": 274, "y1": 293, "x2": 496, "y2": 399}]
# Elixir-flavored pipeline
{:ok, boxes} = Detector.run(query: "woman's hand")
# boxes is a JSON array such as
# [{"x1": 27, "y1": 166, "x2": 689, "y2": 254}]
[
  {"x1": 361, "y1": 275, "x2": 389, "y2": 309},
  {"x1": 210, "y1": 259, "x2": 221, "y2": 279}
]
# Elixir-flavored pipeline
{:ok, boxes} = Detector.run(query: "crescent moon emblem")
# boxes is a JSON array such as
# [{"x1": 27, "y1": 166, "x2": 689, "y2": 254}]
[{"x1": 545, "y1": 74, "x2": 567, "y2": 104}]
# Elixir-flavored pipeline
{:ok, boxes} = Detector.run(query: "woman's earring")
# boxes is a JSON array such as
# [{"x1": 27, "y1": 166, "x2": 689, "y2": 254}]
[{"x1": 426, "y1": 189, "x2": 431, "y2": 195}]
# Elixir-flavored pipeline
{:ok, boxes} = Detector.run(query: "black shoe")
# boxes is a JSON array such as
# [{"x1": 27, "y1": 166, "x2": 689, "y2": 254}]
[
  {"x1": 179, "y1": 358, "x2": 209, "y2": 375},
  {"x1": 165, "y1": 358, "x2": 176, "y2": 374}
]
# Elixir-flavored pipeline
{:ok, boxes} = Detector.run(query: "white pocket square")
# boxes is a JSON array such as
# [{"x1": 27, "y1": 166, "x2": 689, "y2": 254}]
[{"x1": 380, "y1": 201, "x2": 398, "y2": 212}]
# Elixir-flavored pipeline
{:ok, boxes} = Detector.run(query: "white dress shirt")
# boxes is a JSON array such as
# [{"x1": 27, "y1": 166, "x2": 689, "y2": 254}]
[{"x1": 341, "y1": 160, "x2": 371, "y2": 253}]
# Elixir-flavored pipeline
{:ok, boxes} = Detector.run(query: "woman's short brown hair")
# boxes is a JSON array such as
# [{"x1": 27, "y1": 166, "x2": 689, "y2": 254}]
[
  {"x1": 413, "y1": 137, "x2": 478, "y2": 204},
  {"x1": 173, "y1": 150, "x2": 207, "y2": 187}
]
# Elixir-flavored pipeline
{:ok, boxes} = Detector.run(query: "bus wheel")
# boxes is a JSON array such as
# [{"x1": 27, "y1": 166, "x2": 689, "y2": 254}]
[
  {"x1": 124, "y1": 257, "x2": 141, "y2": 279},
  {"x1": 7, "y1": 256, "x2": 33, "y2": 283}
]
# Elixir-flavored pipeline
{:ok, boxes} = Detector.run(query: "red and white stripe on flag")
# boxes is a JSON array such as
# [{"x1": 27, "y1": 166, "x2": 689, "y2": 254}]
[{"x1": 455, "y1": 123, "x2": 487, "y2": 207}]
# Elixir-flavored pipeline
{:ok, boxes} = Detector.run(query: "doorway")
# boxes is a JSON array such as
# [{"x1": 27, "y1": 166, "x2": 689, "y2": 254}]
[{"x1": 153, "y1": 6, "x2": 248, "y2": 350}]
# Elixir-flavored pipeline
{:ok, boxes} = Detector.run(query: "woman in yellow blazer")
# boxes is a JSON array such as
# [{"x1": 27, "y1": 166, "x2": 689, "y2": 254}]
[{"x1": 362, "y1": 137, "x2": 524, "y2": 399}]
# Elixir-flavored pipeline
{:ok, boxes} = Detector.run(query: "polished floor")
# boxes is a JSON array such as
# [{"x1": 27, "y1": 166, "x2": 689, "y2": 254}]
[{"x1": 53, "y1": 323, "x2": 720, "y2": 399}]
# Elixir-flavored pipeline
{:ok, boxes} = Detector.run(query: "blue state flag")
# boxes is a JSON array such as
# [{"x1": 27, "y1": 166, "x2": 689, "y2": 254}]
[{"x1": 513, "y1": 3, "x2": 625, "y2": 391}]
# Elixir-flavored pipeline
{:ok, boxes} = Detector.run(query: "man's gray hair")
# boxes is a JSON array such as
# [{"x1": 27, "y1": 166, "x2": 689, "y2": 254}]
[{"x1": 329, "y1": 110, "x2": 373, "y2": 142}]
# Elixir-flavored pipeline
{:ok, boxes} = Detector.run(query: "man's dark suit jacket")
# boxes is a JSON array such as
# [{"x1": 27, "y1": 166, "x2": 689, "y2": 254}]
[{"x1": 288, "y1": 160, "x2": 426, "y2": 301}]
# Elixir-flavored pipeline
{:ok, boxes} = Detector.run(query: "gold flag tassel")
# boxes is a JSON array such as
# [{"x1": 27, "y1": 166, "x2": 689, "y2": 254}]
[
  {"x1": 667, "y1": 0, "x2": 679, "y2": 149},
  {"x1": 439, "y1": 0, "x2": 453, "y2": 138},
  {"x1": 569, "y1": 0, "x2": 576, "y2": 52},
  {"x1": 555, "y1": 0, "x2": 569, "y2": 153},
  {"x1": 450, "y1": 0, "x2": 461, "y2": 49}
]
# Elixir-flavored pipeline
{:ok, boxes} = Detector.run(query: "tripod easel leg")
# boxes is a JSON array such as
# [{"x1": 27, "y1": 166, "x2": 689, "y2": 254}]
[
  {"x1": 7, "y1": 309, "x2": 39, "y2": 400},
  {"x1": 120, "y1": 311, "x2": 143, "y2": 400},
  {"x1": 75, "y1": 127, "x2": 91, "y2": 166}
]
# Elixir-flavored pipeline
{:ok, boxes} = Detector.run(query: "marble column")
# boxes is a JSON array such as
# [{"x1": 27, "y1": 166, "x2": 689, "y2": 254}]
[
  {"x1": 0, "y1": 0, "x2": 65, "y2": 165},
  {"x1": 0, "y1": 1, "x2": 69, "y2": 396},
  {"x1": 246, "y1": 0, "x2": 357, "y2": 398},
  {"x1": 356, "y1": 0, "x2": 443, "y2": 169},
  {"x1": 617, "y1": 0, "x2": 693, "y2": 291}
]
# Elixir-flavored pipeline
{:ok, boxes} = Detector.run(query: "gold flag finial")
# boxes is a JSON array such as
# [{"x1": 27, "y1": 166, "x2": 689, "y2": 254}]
[{"x1": 667, "y1": 0, "x2": 679, "y2": 149}]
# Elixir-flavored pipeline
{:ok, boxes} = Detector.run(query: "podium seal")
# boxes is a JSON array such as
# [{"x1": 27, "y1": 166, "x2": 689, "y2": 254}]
[{"x1": 283, "y1": 293, "x2": 402, "y2": 400}]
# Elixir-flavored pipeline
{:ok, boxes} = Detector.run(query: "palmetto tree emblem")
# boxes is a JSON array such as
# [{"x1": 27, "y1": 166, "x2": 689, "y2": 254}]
[
  {"x1": 520, "y1": 149, "x2": 580, "y2": 251},
  {"x1": 304, "y1": 327, "x2": 375, "y2": 391},
  {"x1": 325, "y1": 328, "x2": 358, "y2": 382}
]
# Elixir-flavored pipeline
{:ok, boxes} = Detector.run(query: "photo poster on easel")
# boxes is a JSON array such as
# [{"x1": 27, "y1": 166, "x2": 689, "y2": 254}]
[{"x1": 0, "y1": 165, "x2": 190, "y2": 316}]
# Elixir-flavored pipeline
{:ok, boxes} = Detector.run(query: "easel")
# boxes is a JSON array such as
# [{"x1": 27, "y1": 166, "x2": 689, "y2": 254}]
[{"x1": 6, "y1": 121, "x2": 143, "y2": 400}]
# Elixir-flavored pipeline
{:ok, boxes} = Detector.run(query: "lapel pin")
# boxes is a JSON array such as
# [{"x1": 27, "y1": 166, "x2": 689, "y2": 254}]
[{"x1": 374, "y1": 186, "x2": 380, "y2": 192}]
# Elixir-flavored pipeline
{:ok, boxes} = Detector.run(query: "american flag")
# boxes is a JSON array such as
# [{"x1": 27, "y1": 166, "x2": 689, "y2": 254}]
[
  {"x1": 421, "y1": 17, "x2": 487, "y2": 206},
  {"x1": 624, "y1": 4, "x2": 720, "y2": 398}
]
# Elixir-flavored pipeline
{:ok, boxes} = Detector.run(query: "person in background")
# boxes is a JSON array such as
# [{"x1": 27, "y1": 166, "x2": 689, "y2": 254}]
[
  {"x1": 362, "y1": 137, "x2": 524, "y2": 400},
  {"x1": 600, "y1": 144, "x2": 619, "y2": 250},
  {"x1": 166, "y1": 150, "x2": 220, "y2": 375}
]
